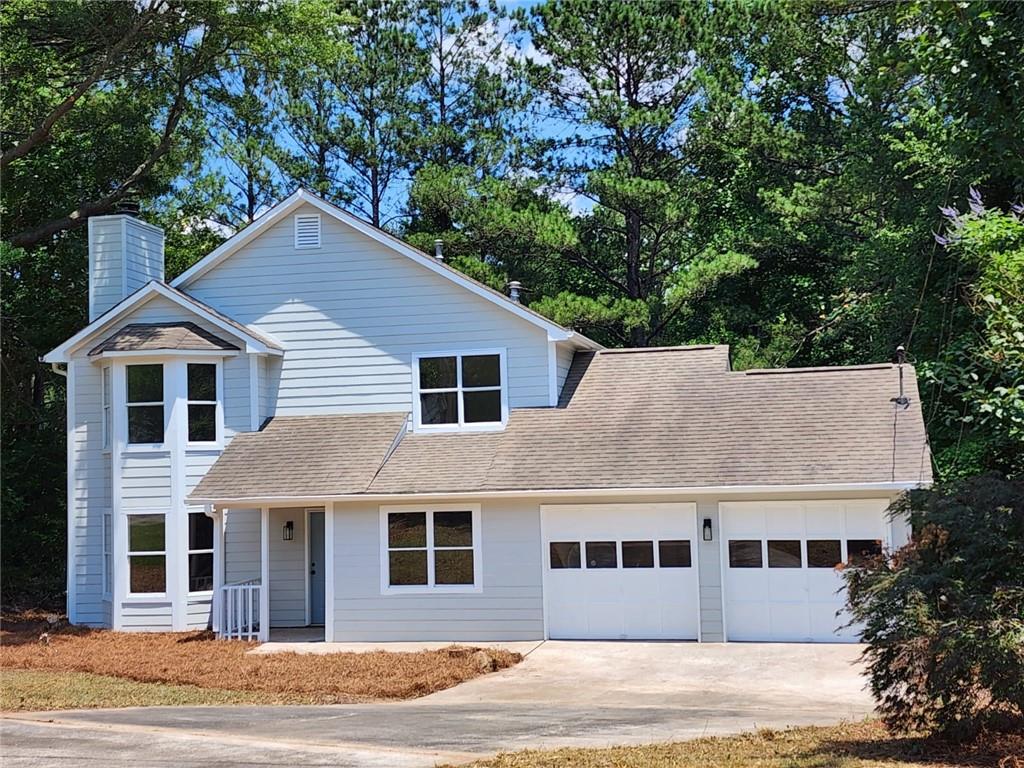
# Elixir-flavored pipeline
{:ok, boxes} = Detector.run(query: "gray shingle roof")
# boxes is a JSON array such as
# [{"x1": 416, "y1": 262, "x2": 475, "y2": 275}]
[
  {"x1": 190, "y1": 413, "x2": 409, "y2": 500},
  {"x1": 188, "y1": 346, "x2": 932, "y2": 502},
  {"x1": 89, "y1": 322, "x2": 239, "y2": 355}
]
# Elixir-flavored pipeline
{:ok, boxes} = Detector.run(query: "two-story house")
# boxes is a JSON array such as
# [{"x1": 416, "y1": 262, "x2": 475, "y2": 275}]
[{"x1": 43, "y1": 189, "x2": 931, "y2": 644}]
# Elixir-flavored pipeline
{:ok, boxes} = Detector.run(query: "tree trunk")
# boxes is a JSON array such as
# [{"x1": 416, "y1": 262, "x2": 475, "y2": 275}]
[{"x1": 625, "y1": 209, "x2": 646, "y2": 347}]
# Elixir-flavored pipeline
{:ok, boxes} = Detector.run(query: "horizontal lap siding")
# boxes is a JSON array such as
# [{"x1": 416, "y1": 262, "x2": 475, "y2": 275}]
[
  {"x1": 186, "y1": 597, "x2": 213, "y2": 629},
  {"x1": 88, "y1": 218, "x2": 124, "y2": 320},
  {"x1": 123, "y1": 222, "x2": 163, "y2": 294},
  {"x1": 556, "y1": 342, "x2": 574, "y2": 395},
  {"x1": 186, "y1": 203, "x2": 551, "y2": 416},
  {"x1": 331, "y1": 500, "x2": 544, "y2": 641},
  {"x1": 121, "y1": 601, "x2": 172, "y2": 630},
  {"x1": 269, "y1": 508, "x2": 306, "y2": 627},
  {"x1": 225, "y1": 509, "x2": 260, "y2": 584},
  {"x1": 71, "y1": 360, "x2": 108, "y2": 625}
]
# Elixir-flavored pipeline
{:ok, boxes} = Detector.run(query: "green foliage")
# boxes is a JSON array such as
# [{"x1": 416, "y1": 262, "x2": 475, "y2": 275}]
[{"x1": 844, "y1": 475, "x2": 1024, "y2": 740}]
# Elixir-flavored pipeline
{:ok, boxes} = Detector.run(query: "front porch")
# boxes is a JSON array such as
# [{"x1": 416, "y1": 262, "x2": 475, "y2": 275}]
[{"x1": 211, "y1": 506, "x2": 327, "y2": 641}]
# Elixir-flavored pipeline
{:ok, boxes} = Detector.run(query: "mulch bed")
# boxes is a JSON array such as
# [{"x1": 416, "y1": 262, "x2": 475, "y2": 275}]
[{"x1": 0, "y1": 610, "x2": 521, "y2": 704}]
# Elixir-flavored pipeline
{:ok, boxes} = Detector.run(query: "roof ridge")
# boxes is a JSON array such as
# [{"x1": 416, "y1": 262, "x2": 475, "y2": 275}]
[
  {"x1": 742, "y1": 363, "x2": 896, "y2": 376},
  {"x1": 599, "y1": 345, "x2": 723, "y2": 355}
]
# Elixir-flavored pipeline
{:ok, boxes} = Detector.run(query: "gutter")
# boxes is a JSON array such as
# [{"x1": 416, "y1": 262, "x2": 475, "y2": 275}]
[{"x1": 191, "y1": 481, "x2": 927, "y2": 508}]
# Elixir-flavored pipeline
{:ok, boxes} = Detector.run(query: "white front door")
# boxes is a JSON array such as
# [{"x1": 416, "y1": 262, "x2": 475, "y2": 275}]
[
  {"x1": 720, "y1": 500, "x2": 890, "y2": 642},
  {"x1": 542, "y1": 503, "x2": 700, "y2": 640}
]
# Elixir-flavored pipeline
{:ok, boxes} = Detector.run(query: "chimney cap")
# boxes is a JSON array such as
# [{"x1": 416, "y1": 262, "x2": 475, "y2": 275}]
[{"x1": 115, "y1": 199, "x2": 140, "y2": 216}]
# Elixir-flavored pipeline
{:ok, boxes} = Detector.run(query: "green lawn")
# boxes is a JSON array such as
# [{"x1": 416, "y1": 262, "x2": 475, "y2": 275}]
[{"x1": 0, "y1": 669, "x2": 269, "y2": 710}]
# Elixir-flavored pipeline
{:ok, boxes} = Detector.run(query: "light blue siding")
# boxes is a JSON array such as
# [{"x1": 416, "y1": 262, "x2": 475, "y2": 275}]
[
  {"x1": 185, "y1": 204, "x2": 552, "y2": 416},
  {"x1": 331, "y1": 500, "x2": 545, "y2": 641}
]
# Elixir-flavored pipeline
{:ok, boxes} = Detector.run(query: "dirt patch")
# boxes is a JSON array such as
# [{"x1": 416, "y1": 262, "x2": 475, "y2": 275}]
[{"x1": 0, "y1": 612, "x2": 521, "y2": 706}]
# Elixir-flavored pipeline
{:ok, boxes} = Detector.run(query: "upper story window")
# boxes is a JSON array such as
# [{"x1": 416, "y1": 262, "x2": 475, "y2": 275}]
[
  {"x1": 413, "y1": 350, "x2": 506, "y2": 430},
  {"x1": 126, "y1": 364, "x2": 164, "y2": 444},
  {"x1": 187, "y1": 363, "x2": 217, "y2": 443}
]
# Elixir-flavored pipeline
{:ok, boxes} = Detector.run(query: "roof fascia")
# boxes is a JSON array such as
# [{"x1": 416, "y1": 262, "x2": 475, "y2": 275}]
[
  {"x1": 191, "y1": 481, "x2": 927, "y2": 506},
  {"x1": 43, "y1": 281, "x2": 276, "y2": 362}
]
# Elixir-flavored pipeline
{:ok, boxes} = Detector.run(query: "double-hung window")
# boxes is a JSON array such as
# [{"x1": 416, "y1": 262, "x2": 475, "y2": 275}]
[
  {"x1": 127, "y1": 514, "x2": 166, "y2": 595},
  {"x1": 101, "y1": 366, "x2": 112, "y2": 450},
  {"x1": 186, "y1": 363, "x2": 218, "y2": 443},
  {"x1": 102, "y1": 512, "x2": 112, "y2": 598},
  {"x1": 187, "y1": 512, "x2": 214, "y2": 592},
  {"x1": 382, "y1": 506, "x2": 480, "y2": 591},
  {"x1": 126, "y1": 364, "x2": 164, "y2": 445},
  {"x1": 414, "y1": 351, "x2": 505, "y2": 430}
]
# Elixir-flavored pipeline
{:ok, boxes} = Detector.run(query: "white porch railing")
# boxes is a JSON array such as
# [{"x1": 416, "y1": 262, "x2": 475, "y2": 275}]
[{"x1": 219, "y1": 580, "x2": 261, "y2": 640}]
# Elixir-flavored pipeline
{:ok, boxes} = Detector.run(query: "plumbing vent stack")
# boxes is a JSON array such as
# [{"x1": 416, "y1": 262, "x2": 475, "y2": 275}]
[
  {"x1": 508, "y1": 280, "x2": 522, "y2": 303},
  {"x1": 434, "y1": 239, "x2": 443, "y2": 261}
]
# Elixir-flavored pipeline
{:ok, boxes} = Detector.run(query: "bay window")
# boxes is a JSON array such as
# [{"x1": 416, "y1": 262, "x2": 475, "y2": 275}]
[
  {"x1": 127, "y1": 513, "x2": 166, "y2": 595},
  {"x1": 126, "y1": 364, "x2": 164, "y2": 444},
  {"x1": 186, "y1": 363, "x2": 217, "y2": 443},
  {"x1": 382, "y1": 506, "x2": 481, "y2": 591},
  {"x1": 187, "y1": 512, "x2": 214, "y2": 592},
  {"x1": 414, "y1": 351, "x2": 506, "y2": 430}
]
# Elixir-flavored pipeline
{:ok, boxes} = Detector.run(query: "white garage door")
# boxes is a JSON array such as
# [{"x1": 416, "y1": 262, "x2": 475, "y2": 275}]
[
  {"x1": 542, "y1": 504, "x2": 700, "y2": 640},
  {"x1": 720, "y1": 500, "x2": 890, "y2": 642}
]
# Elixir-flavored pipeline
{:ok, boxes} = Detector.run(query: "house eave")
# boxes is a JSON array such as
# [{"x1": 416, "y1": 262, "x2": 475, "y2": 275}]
[{"x1": 193, "y1": 480, "x2": 927, "y2": 508}]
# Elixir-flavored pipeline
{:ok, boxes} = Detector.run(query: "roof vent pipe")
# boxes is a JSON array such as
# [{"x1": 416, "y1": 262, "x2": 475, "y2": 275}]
[
  {"x1": 892, "y1": 345, "x2": 909, "y2": 408},
  {"x1": 434, "y1": 239, "x2": 443, "y2": 261},
  {"x1": 115, "y1": 199, "x2": 140, "y2": 216},
  {"x1": 508, "y1": 280, "x2": 522, "y2": 303}
]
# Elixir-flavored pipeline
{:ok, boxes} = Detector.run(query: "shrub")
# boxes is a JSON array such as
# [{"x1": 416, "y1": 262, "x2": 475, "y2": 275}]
[{"x1": 844, "y1": 473, "x2": 1024, "y2": 741}]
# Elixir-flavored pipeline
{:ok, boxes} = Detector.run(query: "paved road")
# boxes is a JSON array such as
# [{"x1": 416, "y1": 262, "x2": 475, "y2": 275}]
[{"x1": 1, "y1": 641, "x2": 874, "y2": 767}]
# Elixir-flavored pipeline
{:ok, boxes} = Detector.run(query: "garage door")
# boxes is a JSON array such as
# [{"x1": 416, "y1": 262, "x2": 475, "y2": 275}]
[
  {"x1": 720, "y1": 500, "x2": 890, "y2": 642},
  {"x1": 542, "y1": 504, "x2": 699, "y2": 640}
]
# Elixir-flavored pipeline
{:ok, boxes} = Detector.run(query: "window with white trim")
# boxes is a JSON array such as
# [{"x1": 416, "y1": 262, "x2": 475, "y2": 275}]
[
  {"x1": 383, "y1": 507, "x2": 480, "y2": 590},
  {"x1": 414, "y1": 351, "x2": 505, "y2": 429},
  {"x1": 126, "y1": 364, "x2": 164, "y2": 444},
  {"x1": 127, "y1": 513, "x2": 166, "y2": 595},
  {"x1": 294, "y1": 213, "x2": 321, "y2": 248},
  {"x1": 187, "y1": 512, "x2": 214, "y2": 592},
  {"x1": 101, "y1": 366, "x2": 111, "y2": 449},
  {"x1": 186, "y1": 363, "x2": 217, "y2": 443},
  {"x1": 102, "y1": 512, "x2": 112, "y2": 598}
]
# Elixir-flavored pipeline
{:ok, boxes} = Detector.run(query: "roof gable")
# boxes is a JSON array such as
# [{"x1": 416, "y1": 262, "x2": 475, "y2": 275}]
[
  {"x1": 42, "y1": 281, "x2": 283, "y2": 363},
  {"x1": 170, "y1": 189, "x2": 600, "y2": 349}
]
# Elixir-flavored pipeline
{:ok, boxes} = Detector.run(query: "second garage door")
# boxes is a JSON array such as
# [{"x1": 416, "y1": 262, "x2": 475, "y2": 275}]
[
  {"x1": 542, "y1": 503, "x2": 700, "y2": 640},
  {"x1": 720, "y1": 500, "x2": 890, "y2": 642}
]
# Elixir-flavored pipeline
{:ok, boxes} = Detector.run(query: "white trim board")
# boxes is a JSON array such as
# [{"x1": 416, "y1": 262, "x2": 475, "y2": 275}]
[
  {"x1": 43, "y1": 281, "x2": 283, "y2": 363},
  {"x1": 195, "y1": 481, "x2": 923, "y2": 507},
  {"x1": 170, "y1": 188, "x2": 602, "y2": 350}
]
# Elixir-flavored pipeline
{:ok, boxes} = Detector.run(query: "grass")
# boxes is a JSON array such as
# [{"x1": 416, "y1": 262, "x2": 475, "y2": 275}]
[
  {"x1": 443, "y1": 721, "x2": 1024, "y2": 768},
  {"x1": 0, "y1": 610, "x2": 520, "y2": 710},
  {"x1": 1, "y1": 669, "x2": 267, "y2": 710}
]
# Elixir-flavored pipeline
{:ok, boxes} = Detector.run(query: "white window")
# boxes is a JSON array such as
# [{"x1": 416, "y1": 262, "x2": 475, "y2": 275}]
[
  {"x1": 186, "y1": 363, "x2": 218, "y2": 443},
  {"x1": 294, "y1": 213, "x2": 321, "y2": 249},
  {"x1": 381, "y1": 506, "x2": 482, "y2": 592},
  {"x1": 187, "y1": 512, "x2": 214, "y2": 593},
  {"x1": 125, "y1": 364, "x2": 164, "y2": 445},
  {"x1": 102, "y1": 512, "x2": 112, "y2": 598},
  {"x1": 101, "y1": 366, "x2": 111, "y2": 450},
  {"x1": 413, "y1": 350, "x2": 507, "y2": 431},
  {"x1": 127, "y1": 513, "x2": 165, "y2": 596}
]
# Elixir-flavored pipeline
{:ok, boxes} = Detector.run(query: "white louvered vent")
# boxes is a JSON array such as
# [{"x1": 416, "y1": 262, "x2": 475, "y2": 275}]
[{"x1": 294, "y1": 214, "x2": 321, "y2": 249}]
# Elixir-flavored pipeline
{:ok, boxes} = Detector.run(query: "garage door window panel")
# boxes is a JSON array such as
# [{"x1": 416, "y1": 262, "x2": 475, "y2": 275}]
[
  {"x1": 585, "y1": 541, "x2": 617, "y2": 568},
  {"x1": 807, "y1": 540, "x2": 842, "y2": 568},
  {"x1": 729, "y1": 540, "x2": 763, "y2": 568},
  {"x1": 847, "y1": 539, "x2": 882, "y2": 565},
  {"x1": 383, "y1": 507, "x2": 480, "y2": 591},
  {"x1": 622, "y1": 541, "x2": 654, "y2": 568},
  {"x1": 658, "y1": 540, "x2": 692, "y2": 567},
  {"x1": 550, "y1": 541, "x2": 581, "y2": 569},
  {"x1": 767, "y1": 540, "x2": 802, "y2": 568}
]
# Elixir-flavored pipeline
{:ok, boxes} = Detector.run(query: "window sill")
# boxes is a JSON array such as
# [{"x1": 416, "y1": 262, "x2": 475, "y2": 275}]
[
  {"x1": 382, "y1": 585, "x2": 482, "y2": 596},
  {"x1": 122, "y1": 445, "x2": 170, "y2": 456},
  {"x1": 187, "y1": 590, "x2": 214, "y2": 599},
  {"x1": 122, "y1": 594, "x2": 169, "y2": 603},
  {"x1": 413, "y1": 422, "x2": 506, "y2": 434},
  {"x1": 186, "y1": 443, "x2": 223, "y2": 452}
]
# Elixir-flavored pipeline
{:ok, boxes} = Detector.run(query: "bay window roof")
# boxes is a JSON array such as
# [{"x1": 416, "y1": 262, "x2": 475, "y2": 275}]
[{"x1": 88, "y1": 322, "x2": 239, "y2": 356}]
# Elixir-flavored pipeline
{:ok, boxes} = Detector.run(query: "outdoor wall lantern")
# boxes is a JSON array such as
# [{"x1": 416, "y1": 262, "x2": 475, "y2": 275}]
[
  {"x1": 282, "y1": 520, "x2": 294, "y2": 541},
  {"x1": 702, "y1": 518, "x2": 713, "y2": 542}
]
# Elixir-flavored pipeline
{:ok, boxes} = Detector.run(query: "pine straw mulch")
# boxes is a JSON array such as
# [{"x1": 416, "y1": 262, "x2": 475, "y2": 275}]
[{"x1": 0, "y1": 610, "x2": 521, "y2": 706}]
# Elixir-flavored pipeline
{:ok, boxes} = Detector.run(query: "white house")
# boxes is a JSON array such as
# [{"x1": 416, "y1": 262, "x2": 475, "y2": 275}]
[{"x1": 43, "y1": 189, "x2": 932, "y2": 644}]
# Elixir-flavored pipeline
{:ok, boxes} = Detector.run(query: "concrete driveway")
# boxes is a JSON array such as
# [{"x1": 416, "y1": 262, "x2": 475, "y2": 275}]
[{"x1": 2, "y1": 641, "x2": 874, "y2": 767}]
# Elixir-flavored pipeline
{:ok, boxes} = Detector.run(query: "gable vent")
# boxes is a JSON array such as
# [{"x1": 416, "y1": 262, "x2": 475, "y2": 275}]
[{"x1": 294, "y1": 214, "x2": 321, "y2": 249}]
